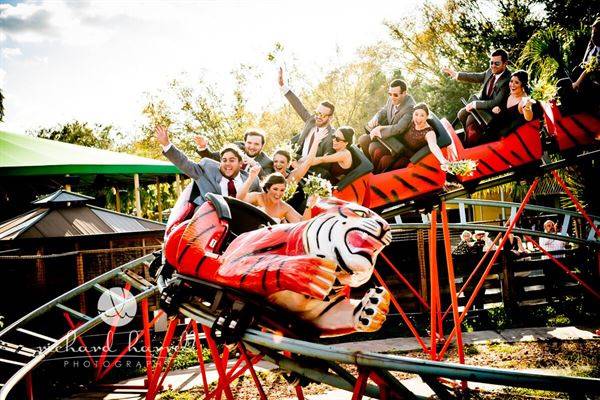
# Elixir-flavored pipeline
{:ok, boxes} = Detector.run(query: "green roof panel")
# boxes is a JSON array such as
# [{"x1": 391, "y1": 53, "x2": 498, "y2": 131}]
[{"x1": 0, "y1": 131, "x2": 181, "y2": 176}]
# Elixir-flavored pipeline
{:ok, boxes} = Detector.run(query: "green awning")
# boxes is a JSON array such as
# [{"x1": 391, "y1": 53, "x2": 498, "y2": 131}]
[{"x1": 0, "y1": 131, "x2": 180, "y2": 176}]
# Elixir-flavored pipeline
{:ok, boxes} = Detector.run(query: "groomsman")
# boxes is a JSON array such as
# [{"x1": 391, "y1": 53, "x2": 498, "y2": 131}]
[
  {"x1": 278, "y1": 67, "x2": 335, "y2": 179},
  {"x1": 156, "y1": 126, "x2": 261, "y2": 206},
  {"x1": 195, "y1": 129, "x2": 274, "y2": 178}
]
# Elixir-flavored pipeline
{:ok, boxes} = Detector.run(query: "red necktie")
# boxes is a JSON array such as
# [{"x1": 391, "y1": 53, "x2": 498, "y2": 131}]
[
  {"x1": 227, "y1": 178, "x2": 237, "y2": 197},
  {"x1": 486, "y1": 76, "x2": 496, "y2": 98}
]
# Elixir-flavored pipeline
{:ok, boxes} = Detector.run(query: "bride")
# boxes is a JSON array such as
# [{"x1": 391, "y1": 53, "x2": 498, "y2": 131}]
[{"x1": 237, "y1": 165, "x2": 316, "y2": 223}]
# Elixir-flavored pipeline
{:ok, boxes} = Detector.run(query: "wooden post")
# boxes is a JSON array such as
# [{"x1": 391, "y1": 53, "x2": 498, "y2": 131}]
[
  {"x1": 175, "y1": 174, "x2": 182, "y2": 196},
  {"x1": 156, "y1": 177, "x2": 163, "y2": 222},
  {"x1": 134, "y1": 174, "x2": 142, "y2": 218},
  {"x1": 114, "y1": 187, "x2": 122, "y2": 213},
  {"x1": 75, "y1": 244, "x2": 87, "y2": 314},
  {"x1": 65, "y1": 184, "x2": 72, "y2": 192},
  {"x1": 35, "y1": 247, "x2": 46, "y2": 289},
  {"x1": 109, "y1": 240, "x2": 115, "y2": 270},
  {"x1": 417, "y1": 229, "x2": 428, "y2": 307}
]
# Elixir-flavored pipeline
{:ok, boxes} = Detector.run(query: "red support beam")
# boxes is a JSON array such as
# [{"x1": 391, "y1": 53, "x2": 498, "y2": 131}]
[
  {"x1": 201, "y1": 324, "x2": 235, "y2": 400},
  {"x1": 526, "y1": 236, "x2": 600, "y2": 301},
  {"x1": 351, "y1": 369, "x2": 369, "y2": 400},
  {"x1": 438, "y1": 178, "x2": 540, "y2": 359},
  {"x1": 380, "y1": 253, "x2": 430, "y2": 310},
  {"x1": 63, "y1": 313, "x2": 96, "y2": 367},
  {"x1": 191, "y1": 321, "x2": 210, "y2": 395},
  {"x1": 146, "y1": 318, "x2": 178, "y2": 399},
  {"x1": 441, "y1": 233, "x2": 501, "y2": 321},
  {"x1": 373, "y1": 269, "x2": 429, "y2": 353},
  {"x1": 440, "y1": 202, "x2": 465, "y2": 365},
  {"x1": 238, "y1": 342, "x2": 267, "y2": 400},
  {"x1": 429, "y1": 210, "x2": 441, "y2": 360},
  {"x1": 552, "y1": 171, "x2": 600, "y2": 238}
]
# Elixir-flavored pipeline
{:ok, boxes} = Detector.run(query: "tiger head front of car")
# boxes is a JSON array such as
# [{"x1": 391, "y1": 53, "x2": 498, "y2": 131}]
[{"x1": 302, "y1": 198, "x2": 392, "y2": 288}]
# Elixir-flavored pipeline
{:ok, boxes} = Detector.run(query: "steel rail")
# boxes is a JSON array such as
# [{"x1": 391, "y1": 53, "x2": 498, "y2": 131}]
[
  {"x1": 391, "y1": 222, "x2": 598, "y2": 247},
  {"x1": 179, "y1": 303, "x2": 600, "y2": 396},
  {"x1": 0, "y1": 286, "x2": 158, "y2": 400},
  {"x1": 0, "y1": 254, "x2": 154, "y2": 338}
]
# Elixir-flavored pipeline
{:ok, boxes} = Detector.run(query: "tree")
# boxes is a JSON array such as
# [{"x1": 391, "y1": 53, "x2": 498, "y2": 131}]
[
  {"x1": 0, "y1": 88, "x2": 4, "y2": 122},
  {"x1": 33, "y1": 121, "x2": 121, "y2": 150}
]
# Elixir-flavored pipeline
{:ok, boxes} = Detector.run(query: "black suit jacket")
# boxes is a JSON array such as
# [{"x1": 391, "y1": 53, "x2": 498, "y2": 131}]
[
  {"x1": 285, "y1": 89, "x2": 335, "y2": 179},
  {"x1": 457, "y1": 68, "x2": 511, "y2": 111},
  {"x1": 196, "y1": 141, "x2": 274, "y2": 178}
]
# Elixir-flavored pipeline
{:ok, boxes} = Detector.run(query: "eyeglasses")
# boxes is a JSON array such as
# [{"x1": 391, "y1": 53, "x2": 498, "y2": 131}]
[
  {"x1": 388, "y1": 92, "x2": 401, "y2": 98},
  {"x1": 489, "y1": 60, "x2": 503, "y2": 66},
  {"x1": 314, "y1": 111, "x2": 331, "y2": 118},
  {"x1": 333, "y1": 136, "x2": 346, "y2": 142}
]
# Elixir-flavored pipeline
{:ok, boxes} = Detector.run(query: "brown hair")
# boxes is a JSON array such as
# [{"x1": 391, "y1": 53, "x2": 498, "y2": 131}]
[
  {"x1": 244, "y1": 128, "x2": 266, "y2": 145},
  {"x1": 320, "y1": 101, "x2": 335, "y2": 116},
  {"x1": 413, "y1": 102, "x2": 430, "y2": 115},
  {"x1": 273, "y1": 149, "x2": 291, "y2": 163},
  {"x1": 220, "y1": 144, "x2": 243, "y2": 162},
  {"x1": 262, "y1": 173, "x2": 287, "y2": 192}
]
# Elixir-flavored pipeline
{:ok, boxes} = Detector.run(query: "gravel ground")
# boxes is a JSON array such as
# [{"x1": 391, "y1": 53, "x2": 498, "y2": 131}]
[{"x1": 158, "y1": 340, "x2": 600, "y2": 399}]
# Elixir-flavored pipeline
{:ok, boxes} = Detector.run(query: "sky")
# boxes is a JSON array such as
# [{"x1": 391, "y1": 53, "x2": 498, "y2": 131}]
[{"x1": 0, "y1": 0, "x2": 430, "y2": 139}]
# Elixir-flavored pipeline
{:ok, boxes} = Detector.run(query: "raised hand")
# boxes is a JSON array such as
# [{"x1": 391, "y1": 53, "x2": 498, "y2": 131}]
[
  {"x1": 194, "y1": 135, "x2": 208, "y2": 149},
  {"x1": 442, "y1": 67, "x2": 457, "y2": 79},
  {"x1": 155, "y1": 126, "x2": 170, "y2": 146},
  {"x1": 278, "y1": 66, "x2": 285, "y2": 87},
  {"x1": 249, "y1": 164, "x2": 262, "y2": 178}
]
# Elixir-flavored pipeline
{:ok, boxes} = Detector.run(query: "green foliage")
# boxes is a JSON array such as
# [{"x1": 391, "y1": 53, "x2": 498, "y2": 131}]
[
  {"x1": 32, "y1": 120, "x2": 122, "y2": 150},
  {"x1": 0, "y1": 88, "x2": 4, "y2": 122}
]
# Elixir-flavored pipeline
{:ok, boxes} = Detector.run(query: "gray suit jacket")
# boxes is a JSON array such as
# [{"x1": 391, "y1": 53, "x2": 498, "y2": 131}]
[
  {"x1": 196, "y1": 142, "x2": 274, "y2": 178},
  {"x1": 367, "y1": 95, "x2": 416, "y2": 155},
  {"x1": 285, "y1": 89, "x2": 335, "y2": 179},
  {"x1": 164, "y1": 144, "x2": 261, "y2": 205},
  {"x1": 458, "y1": 68, "x2": 511, "y2": 111}
]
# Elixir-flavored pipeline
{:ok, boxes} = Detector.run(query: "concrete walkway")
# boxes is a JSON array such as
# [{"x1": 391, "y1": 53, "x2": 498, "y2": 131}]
[{"x1": 64, "y1": 326, "x2": 599, "y2": 399}]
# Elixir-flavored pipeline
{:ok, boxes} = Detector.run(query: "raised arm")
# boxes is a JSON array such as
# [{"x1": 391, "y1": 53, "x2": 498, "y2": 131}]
[
  {"x1": 194, "y1": 135, "x2": 220, "y2": 161},
  {"x1": 279, "y1": 67, "x2": 312, "y2": 122},
  {"x1": 156, "y1": 126, "x2": 205, "y2": 180},
  {"x1": 237, "y1": 164, "x2": 262, "y2": 201},
  {"x1": 456, "y1": 71, "x2": 487, "y2": 84}
]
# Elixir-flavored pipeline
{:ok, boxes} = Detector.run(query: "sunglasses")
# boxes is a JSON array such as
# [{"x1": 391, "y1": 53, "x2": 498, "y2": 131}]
[
  {"x1": 314, "y1": 111, "x2": 331, "y2": 118},
  {"x1": 333, "y1": 136, "x2": 346, "y2": 142},
  {"x1": 489, "y1": 60, "x2": 503, "y2": 66},
  {"x1": 388, "y1": 92, "x2": 401, "y2": 98}
]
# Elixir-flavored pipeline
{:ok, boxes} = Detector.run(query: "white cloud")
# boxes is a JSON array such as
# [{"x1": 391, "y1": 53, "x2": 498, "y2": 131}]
[
  {"x1": 1, "y1": 47, "x2": 22, "y2": 58},
  {"x1": 0, "y1": 68, "x2": 6, "y2": 86}
]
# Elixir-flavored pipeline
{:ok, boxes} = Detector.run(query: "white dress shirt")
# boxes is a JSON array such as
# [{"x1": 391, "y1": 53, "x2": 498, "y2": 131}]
[{"x1": 219, "y1": 174, "x2": 244, "y2": 196}]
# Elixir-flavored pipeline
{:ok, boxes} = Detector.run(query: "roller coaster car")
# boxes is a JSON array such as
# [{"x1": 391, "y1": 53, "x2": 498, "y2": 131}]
[
  {"x1": 157, "y1": 185, "x2": 393, "y2": 339},
  {"x1": 542, "y1": 102, "x2": 600, "y2": 152},
  {"x1": 444, "y1": 117, "x2": 543, "y2": 184},
  {"x1": 334, "y1": 113, "x2": 453, "y2": 210}
]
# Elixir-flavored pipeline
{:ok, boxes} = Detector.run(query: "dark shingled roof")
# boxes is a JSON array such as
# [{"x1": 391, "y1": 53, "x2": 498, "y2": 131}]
[{"x1": 0, "y1": 190, "x2": 165, "y2": 240}]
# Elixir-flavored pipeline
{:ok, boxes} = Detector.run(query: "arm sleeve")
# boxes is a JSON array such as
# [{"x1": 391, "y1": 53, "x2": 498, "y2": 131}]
[
  {"x1": 163, "y1": 145, "x2": 205, "y2": 180},
  {"x1": 457, "y1": 71, "x2": 486, "y2": 84},
  {"x1": 284, "y1": 89, "x2": 312, "y2": 122},
  {"x1": 381, "y1": 112, "x2": 413, "y2": 139},
  {"x1": 474, "y1": 82, "x2": 510, "y2": 110},
  {"x1": 195, "y1": 147, "x2": 220, "y2": 161}
]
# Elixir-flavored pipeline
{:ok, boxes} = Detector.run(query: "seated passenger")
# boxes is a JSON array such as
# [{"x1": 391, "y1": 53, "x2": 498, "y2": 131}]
[
  {"x1": 306, "y1": 127, "x2": 360, "y2": 185},
  {"x1": 557, "y1": 17, "x2": 600, "y2": 114},
  {"x1": 442, "y1": 49, "x2": 511, "y2": 147},
  {"x1": 452, "y1": 230, "x2": 474, "y2": 256},
  {"x1": 374, "y1": 103, "x2": 449, "y2": 173},
  {"x1": 488, "y1": 70, "x2": 539, "y2": 133},
  {"x1": 539, "y1": 220, "x2": 567, "y2": 252},
  {"x1": 272, "y1": 149, "x2": 292, "y2": 178},
  {"x1": 358, "y1": 79, "x2": 415, "y2": 163},
  {"x1": 237, "y1": 167, "x2": 315, "y2": 223}
]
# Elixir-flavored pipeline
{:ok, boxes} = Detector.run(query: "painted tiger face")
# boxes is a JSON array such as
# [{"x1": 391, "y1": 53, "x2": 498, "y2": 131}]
[{"x1": 303, "y1": 199, "x2": 392, "y2": 287}]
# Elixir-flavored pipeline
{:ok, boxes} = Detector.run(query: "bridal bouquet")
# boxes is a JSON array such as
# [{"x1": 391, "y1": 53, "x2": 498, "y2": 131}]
[
  {"x1": 443, "y1": 159, "x2": 478, "y2": 176},
  {"x1": 282, "y1": 179, "x2": 299, "y2": 202},
  {"x1": 303, "y1": 174, "x2": 333, "y2": 199}
]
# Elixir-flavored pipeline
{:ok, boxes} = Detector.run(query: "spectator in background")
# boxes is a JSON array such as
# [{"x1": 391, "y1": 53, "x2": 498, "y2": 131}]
[
  {"x1": 539, "y1": 220, "x2": 567, "y2": 252},
  {"x1": 452, "y1": 230, "x2": 473, "y2": 256}
]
